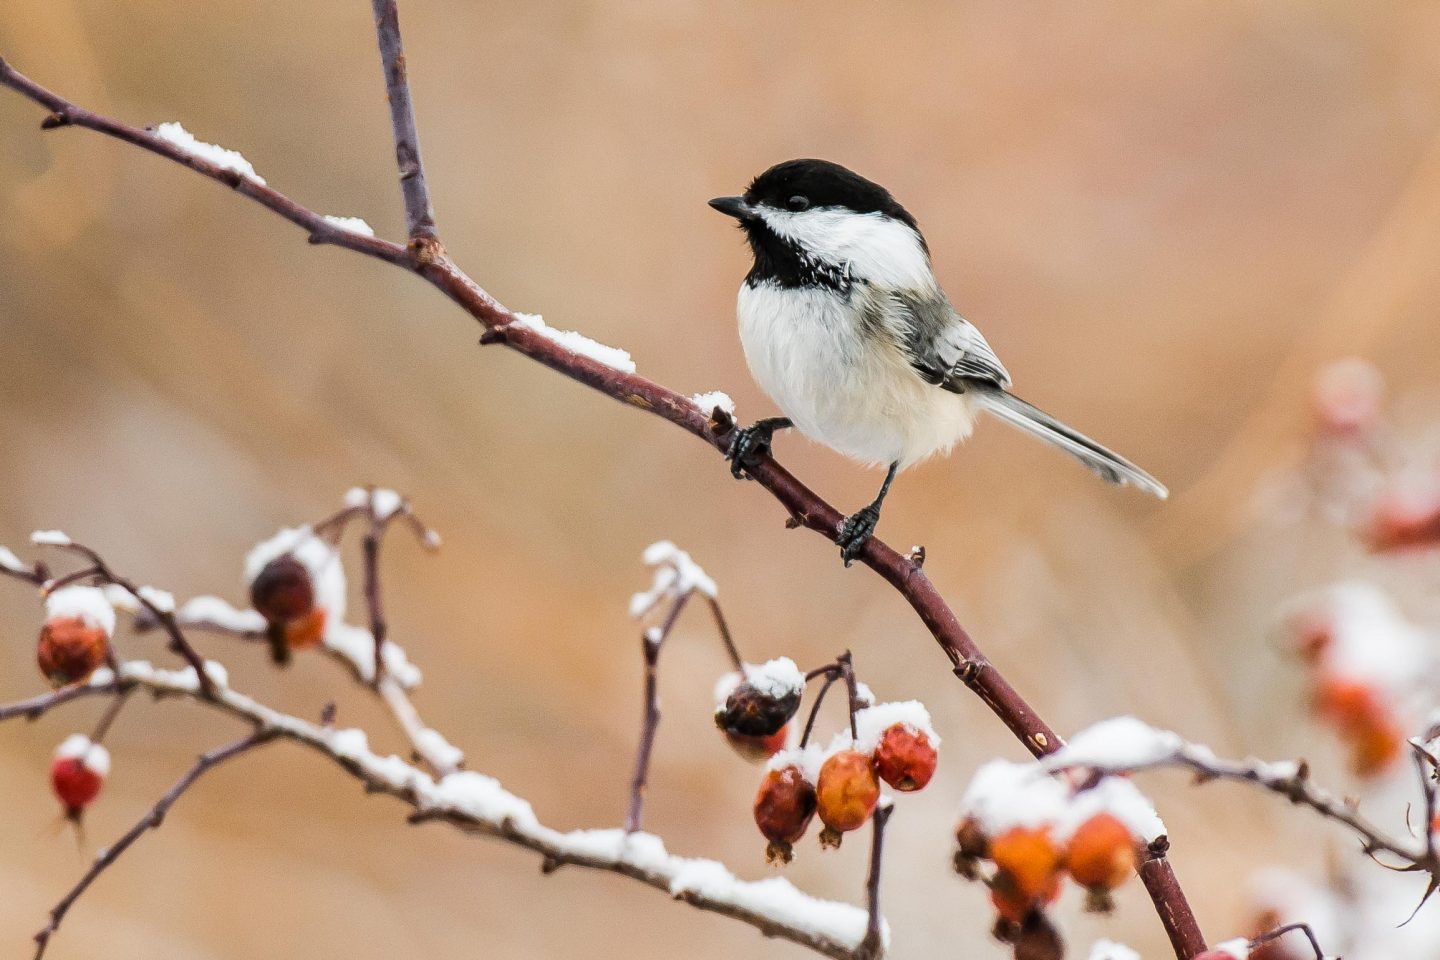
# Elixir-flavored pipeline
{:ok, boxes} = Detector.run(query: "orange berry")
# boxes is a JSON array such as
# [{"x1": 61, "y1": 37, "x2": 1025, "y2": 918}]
[
  {"x1": 36, "y1": 616, "x2": 109, "y2": 687},
  {"x1": 1066, "y1": 813, "x2": 1137, "y2": 911},
  {"x1": 872, "y1": 725, "x2": 937, "y2": 791},
  {"x1": 282, "y1": 607, "x2": 328, "y2": 651},
  {"x1": 753, "y1": 764, "x2": 817, "y2": 863},
  {"x1": 815, "y1": 749, "x2": 879, "y2": 842},
  {"x1": 1311, "y1": 677, "x2": 1385, "y2": 733},
  {"x1": 989, "y1": 827, "x2": 1063, "y2": 909},
  {"x1": 1349, "y1": 717, "x2": 1403, "y2": 777}
]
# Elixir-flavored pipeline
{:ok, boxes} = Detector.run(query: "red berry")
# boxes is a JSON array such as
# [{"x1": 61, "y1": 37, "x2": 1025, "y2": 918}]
[
  {"x1": 815, "y1": 749, "x2": 879, "y2": 844},
  {"x1": 753, "y1": 764, "x2": 817, "y2": 863},
  {"x1": 37, "y1": 616, "x2": 109, "y2": 687},
  {"x1": 50, "y1": 736, "x2": 108, "y2": 817},
  {"x1": 1365, "y1": 480, "x2": 1440, "y2": 552},
  {"x1": 872, "y1": 724, "x2": 937, "y2": 791}
]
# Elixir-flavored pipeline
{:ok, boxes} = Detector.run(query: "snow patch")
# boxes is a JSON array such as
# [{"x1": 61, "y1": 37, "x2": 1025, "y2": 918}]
[
  {"x1": 743, "y1": 657, "x2": 804, "y2": 700},
  {"x1": 153, "y1": 122, "x2": 266, "y2": 184},
  {"x1": 853, "y1": 700, "x2": 939, "y2": 754},
  {"x1": 321, "y1": 215, "x2": 375, "y2": 237},
  {"x1": 510, "y1": 312, "x2": 635, "y2": 374},
  {"x1": 45, "y1": 586, "x2": 116, "y2": 636}
]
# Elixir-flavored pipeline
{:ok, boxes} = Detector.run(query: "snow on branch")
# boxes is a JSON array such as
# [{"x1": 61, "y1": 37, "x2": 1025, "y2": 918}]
[
  {"x1": 1043, "y1": 716, "x2": 1439, "y2": 882},
  {"x1": 3, "y1": 657, "x2": 876, "y2": 960}
]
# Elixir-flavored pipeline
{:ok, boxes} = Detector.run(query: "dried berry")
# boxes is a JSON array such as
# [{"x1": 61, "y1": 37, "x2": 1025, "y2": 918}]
[
  {"x1": 715, "y1": 682, "x2": 801, "y2": 739},
  {"x1": 51, "y1": 735, "x2": 108, "y2": 818},
  {"x1": 989, "y1": 826, "x2": 1063, "y2": 917},
  {"x1": 953, "y1": 815, "x2": 990, "y2": 879},
  {"x1": 250, "y1": 555, "x2": 321, "y2": 664},
  {"x1": 1065, "y1": 813, "x2": 1138, "y2": 911},
  {"x1": 753, "y1": 764, "x2": 817, "y2": 863},
  {"x1": 725, "y1": 724, "x2": 790, "y2": 763},
  {"x1": 872, "y1": 724, "x2": 937, "y2": 791},
  {"x1": 815, "y1": 749, "x2": 879, "y2": 846},
  {"x1": 1010, "y1": 911, "x2": 1064, "y2": 960},
  {"x1": 37, "y1": 616, "x2": 109, "y2": 687}
]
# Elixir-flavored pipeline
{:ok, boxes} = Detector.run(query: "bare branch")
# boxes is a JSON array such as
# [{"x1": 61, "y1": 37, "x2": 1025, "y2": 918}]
[
  {"x1": 33, "y1": 731, "x2": 272, "y2": 959},
  {"x1": 625, "y1": 591, "x2": 692, "y2": 834},
  {"x1": 370, "y1": 0, "x2": 438, "y2": 246}
]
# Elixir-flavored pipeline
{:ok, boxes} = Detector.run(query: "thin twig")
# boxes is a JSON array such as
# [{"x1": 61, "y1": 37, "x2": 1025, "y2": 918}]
[
  {"x1": 626, "y1": 590, "x2": 692, "y2": 833},
  {"x1": 858, "y1": 804, "x2": 892, "y2": 960},
  {"x1": 33, "y1": 731, "x2": 272, "y2": 959},
  {"x1": 363, "y1": 519, "x2": 387, "y2": 688},
  {"x1": 1250, "y1": 922, "x2": 1327, "y2": 960},
  {"x1": 369, "y1": 0, "x2": 438, "y2": 245},
  {"x1": 87, "y1": 688, "x2": 132, "y2": 743},
  {"x1": 0, "y1": 39, "x2": 1207, "y2": 955},
  {"x1": 703, "y1": 596, "x2": 744, "y2": 672}
]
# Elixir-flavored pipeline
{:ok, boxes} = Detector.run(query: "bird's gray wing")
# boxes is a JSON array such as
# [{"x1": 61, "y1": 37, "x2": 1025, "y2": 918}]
[{"x1": 892, "y1": 292, "x2": 1012, "y2": 391}]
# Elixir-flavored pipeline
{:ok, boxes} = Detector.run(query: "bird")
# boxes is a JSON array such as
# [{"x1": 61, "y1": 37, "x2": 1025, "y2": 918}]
[{"x1": 708, "y1": 159, "x2": 1167, "y2": 566}]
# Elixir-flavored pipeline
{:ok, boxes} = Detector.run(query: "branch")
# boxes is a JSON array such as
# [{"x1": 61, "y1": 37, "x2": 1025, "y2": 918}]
[
  {"x1": 370, "y1": 0, "x2": 437, "y2": 245},
  {"x1": 1045, "y1": 725, "x2": 1436, "y2": 881},
  {"x1": 0, "y1": 38, "x2": 1207, "y2": 956},
  {"x1": 33, "y1": 731, "x2": 272, "y2": 959},
  {"x1": 2, "y1": 663, "x2": 878, "y2": 960}
]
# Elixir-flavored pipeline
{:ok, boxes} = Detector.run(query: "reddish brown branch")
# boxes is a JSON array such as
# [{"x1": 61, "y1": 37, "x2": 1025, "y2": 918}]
[
  {"x1": 625, "y1": 590, "x2": 692, "y2": 834},
  {"x1": 859, "y1": 803, "x2": 893, "y2": 960},
  {"x1": 0, "y1": 42, "x2": 1206, "y2": 957},
  {"x1": 33, "y1": 731, "x2": 272, "y2": 959},
  {"x1": 370, "y1": 0, "x2": 438, "y2": 244}
]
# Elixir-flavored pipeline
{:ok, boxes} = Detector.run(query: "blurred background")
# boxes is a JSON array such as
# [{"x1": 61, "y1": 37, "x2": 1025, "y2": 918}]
[{"x1": 4, "y1": 1, "x2": 1440, "y2": 957}]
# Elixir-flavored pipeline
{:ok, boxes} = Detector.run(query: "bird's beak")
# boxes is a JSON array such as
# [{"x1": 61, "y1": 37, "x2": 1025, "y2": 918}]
[{"x1": 708, "y1": 196, "x2": 753, "y2": 221}]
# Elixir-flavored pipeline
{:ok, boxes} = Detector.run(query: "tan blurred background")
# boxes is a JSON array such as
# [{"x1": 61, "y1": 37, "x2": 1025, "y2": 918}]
[{"x1": 4, "y1": 1, "x2": 1440, "y2": 957}]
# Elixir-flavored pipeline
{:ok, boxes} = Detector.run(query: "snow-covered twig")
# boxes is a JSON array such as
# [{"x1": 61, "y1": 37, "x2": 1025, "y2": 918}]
[
  {"x1": 0, "y1": 661, "x2": 877, "y2": 960},
  {"x1": 33, "y1": 731, "x2": 272, "y2": 959},
  {"x1": 1044, "y1": 716, "x2": 1437, "y2": 880}
]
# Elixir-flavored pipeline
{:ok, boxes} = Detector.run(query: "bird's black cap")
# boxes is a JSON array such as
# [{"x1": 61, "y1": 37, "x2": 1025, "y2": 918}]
[{"x1": 740, "y1": 159, "x2": 919, "y2": 232}]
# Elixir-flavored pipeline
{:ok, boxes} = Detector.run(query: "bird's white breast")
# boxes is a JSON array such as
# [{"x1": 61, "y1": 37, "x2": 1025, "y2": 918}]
[{"x1": 737, "y1": 281, "x2": 977, "y2": 469}]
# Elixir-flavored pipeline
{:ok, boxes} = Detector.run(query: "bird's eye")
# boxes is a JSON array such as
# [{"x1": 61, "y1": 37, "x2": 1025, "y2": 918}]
[{"x1": 785, "y1": 195, "x2": 810, "y2": 212}]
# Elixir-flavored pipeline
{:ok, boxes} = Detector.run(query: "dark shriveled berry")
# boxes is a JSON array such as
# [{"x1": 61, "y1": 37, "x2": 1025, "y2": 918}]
[{"x1": 715, "y1": 682, "x2": 801, "y2": 738}]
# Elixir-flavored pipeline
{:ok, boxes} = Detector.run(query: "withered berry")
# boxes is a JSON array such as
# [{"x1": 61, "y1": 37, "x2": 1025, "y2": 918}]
[
  {"x1": 37, "y1": 617, "x2": 109, "y2": 687},
  {"x1": 753, "y1": 765, "x2": 817, "y2": 863}
]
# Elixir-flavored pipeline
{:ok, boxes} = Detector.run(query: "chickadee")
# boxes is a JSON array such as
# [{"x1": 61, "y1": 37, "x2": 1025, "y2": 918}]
[{"x1": 709, "y1": 159, "x2": 1167, "y2": 565}]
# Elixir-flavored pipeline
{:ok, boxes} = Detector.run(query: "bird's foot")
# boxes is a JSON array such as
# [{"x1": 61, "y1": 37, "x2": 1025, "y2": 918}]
[
  {"x1": 838, "y1": 504, "x2": 881, "y2": 566},
  {"x1": 726, "y1": 420, "x2": 780, "y2": 479}
]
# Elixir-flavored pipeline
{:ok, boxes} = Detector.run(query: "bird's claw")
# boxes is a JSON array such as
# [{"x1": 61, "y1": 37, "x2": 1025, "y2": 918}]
[
  {"x1": 725, "y1": 422, "x2": 776, "y2": 479},
  {"x1": 838, "y1": 504, "x2": 881, "y2": 566}
]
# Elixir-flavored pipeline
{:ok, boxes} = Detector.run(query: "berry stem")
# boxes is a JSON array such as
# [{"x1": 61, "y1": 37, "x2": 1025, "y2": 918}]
[
  {"x1": 625, "y1": 589, "x2": 692, "y2": 834},
  {"x1": 858, "y1": 803, "x2": 892, "y2": 960}
]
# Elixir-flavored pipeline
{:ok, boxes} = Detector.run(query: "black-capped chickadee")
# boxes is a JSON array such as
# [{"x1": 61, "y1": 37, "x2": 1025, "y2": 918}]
[{"x1": 710, "y1": 159, "x2": 1167, "y2": 565}]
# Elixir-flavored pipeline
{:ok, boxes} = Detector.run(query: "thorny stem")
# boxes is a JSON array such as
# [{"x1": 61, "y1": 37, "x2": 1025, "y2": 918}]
[
  {"x1": 626, "y1": 590, "x2": 692, "y2": 834},
  {"x1": 0, "y1": 22, "x2": 1208, "y2": 953},
  {"x1": 32, "y1": 731, "x2": 272, "y2": 959},
  {"x1": 858, "y1": 804, "x2": 893, "y2": 960}
]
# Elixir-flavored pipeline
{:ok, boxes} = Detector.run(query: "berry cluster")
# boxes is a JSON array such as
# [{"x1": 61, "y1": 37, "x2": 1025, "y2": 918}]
[
  {"x1": 713, "y1": 655, "x2": 939, "y2": 863},
  {"x1": 1281, "y1": 583, "x2": 1424, "y2": 778},
  {"x1": 954, "y1": 759, "x2": 1162, "y2": 950}
]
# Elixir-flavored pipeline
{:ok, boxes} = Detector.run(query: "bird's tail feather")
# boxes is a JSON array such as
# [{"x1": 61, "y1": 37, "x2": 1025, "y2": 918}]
[{"x1": 972, "y1": 388, "x2": 1168, "y2": 500}]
